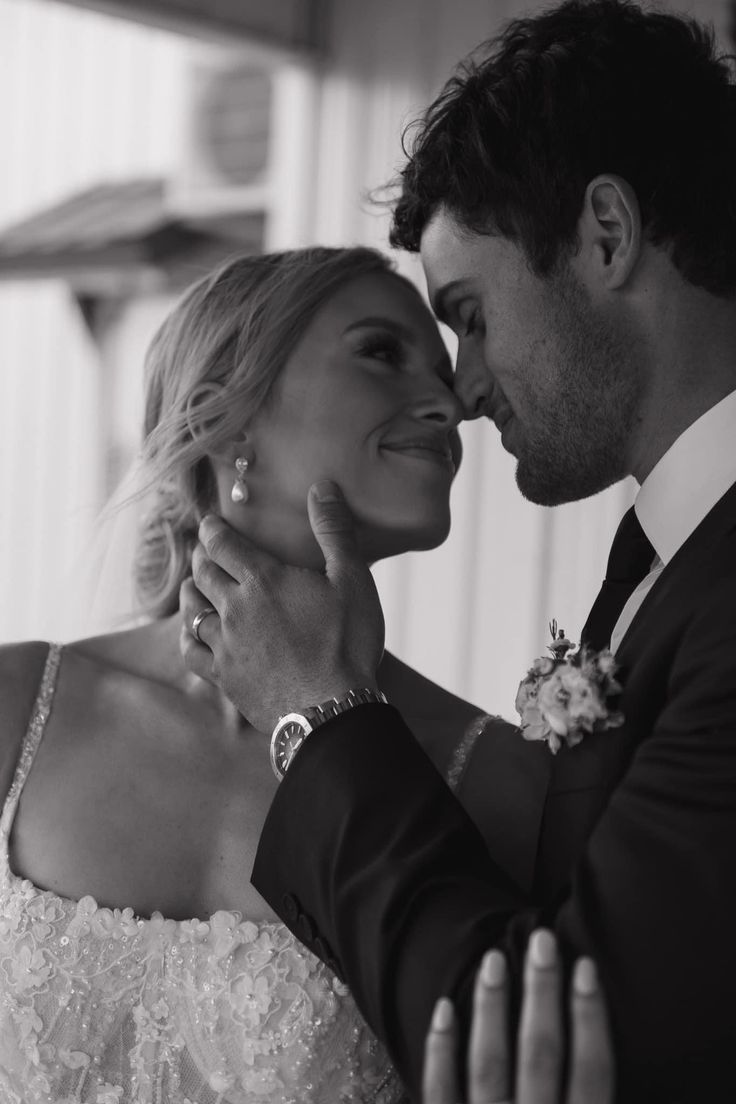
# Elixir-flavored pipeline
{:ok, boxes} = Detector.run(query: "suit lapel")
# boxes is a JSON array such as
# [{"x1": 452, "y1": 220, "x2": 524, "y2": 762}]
[
  {"x1": 535, "y1": 479, "x2": 736, "y2": 897},
  {"x1": 616, "y1": 478, "x2": 736, "y2": 663}
]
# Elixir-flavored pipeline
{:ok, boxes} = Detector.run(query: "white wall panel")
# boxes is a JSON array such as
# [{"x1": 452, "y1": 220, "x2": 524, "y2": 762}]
[{"x1": 0, "y1": 0, "x2": 188, "y2": 643}]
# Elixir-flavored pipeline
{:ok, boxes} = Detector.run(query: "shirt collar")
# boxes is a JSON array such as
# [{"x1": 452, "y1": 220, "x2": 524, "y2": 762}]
[{"x1": 635, "y1": 388, "x2": 736, "y2": 566}]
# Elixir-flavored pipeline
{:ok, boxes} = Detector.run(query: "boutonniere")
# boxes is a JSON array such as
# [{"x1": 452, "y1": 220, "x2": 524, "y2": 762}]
[{"x1": 515, "y1": 620, "x2": 624, "y2": 754}]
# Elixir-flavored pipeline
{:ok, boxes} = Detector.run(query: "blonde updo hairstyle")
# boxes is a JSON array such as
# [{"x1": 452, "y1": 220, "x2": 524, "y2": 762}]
[{"x1": 135, "y1": 246, "x2": 411, "y2": 619}]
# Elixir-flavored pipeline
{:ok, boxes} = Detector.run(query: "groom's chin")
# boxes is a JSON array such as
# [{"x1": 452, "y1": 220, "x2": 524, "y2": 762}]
[
  {"x1": 515, "y1": 458, "x2": 622, "y2": 507},
  {"x1": 515, "y1": 469, "x2": 568, "y2": 507}
]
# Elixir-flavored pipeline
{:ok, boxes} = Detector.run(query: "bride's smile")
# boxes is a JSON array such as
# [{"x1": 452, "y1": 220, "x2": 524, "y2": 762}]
[
  {"x1": 207, "y1": 268, "x2": 463, "y2": 569},
  {"x1": 379, "y1": 429, "x2": 458, "y2": 473}
]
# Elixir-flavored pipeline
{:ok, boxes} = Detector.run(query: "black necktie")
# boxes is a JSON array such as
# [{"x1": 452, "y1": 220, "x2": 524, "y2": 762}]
[{"x1": 580, "y1": 506, "x2": 656, "y2": 651}]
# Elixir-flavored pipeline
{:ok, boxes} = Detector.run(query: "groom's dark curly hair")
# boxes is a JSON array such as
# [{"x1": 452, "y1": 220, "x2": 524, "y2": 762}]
[{"x1": 390, "y1": 0, "x2": 736, "y2": 297}]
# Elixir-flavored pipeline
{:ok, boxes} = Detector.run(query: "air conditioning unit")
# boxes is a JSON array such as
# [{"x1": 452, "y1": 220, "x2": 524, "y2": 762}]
[{"x1": 169, "y1": 43, "x2": 274, "y2": 215}]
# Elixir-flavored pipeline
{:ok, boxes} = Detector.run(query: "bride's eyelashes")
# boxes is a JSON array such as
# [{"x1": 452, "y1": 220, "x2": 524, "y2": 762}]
[{"x1": 355, "y1": 332, "x2": 407, "y2": 369}]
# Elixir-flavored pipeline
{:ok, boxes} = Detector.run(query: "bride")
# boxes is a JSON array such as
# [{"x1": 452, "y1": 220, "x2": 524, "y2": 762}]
[{"x1": 0, "y1": 245, "x2": 503, "y2": 1103}]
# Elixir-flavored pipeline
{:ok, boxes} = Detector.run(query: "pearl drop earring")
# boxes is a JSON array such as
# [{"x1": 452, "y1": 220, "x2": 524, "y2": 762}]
[{"x1": 231, "y1": 455, "x2": 251, "y2": 503}]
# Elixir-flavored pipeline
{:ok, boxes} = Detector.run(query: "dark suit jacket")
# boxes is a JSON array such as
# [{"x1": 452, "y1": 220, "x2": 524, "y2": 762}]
[{"x1": 253, "y1": 480, "x2": 736, "y2": 1102}]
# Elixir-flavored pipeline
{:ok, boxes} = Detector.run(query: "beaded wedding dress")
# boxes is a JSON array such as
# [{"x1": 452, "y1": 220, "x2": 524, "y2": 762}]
[{"x1": 0, "y1": 644, "x2": 487, "y2": 1104}]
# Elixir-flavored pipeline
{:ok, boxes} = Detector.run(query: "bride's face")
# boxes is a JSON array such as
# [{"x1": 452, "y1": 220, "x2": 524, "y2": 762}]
[{"x1": 215, "y1": 272, "x2": 463, "y2": 568}]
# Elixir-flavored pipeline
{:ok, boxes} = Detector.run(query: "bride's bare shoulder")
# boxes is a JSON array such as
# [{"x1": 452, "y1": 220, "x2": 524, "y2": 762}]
[
  {"x1": 0, "y1": 640, "x2": 52, "y2": 731},
  {"x1": 0, "y1": 640, "x2": 53, "y2": 799},
  {"x1": 65, "y1": 619, "x2": 177, "y2": 684}
]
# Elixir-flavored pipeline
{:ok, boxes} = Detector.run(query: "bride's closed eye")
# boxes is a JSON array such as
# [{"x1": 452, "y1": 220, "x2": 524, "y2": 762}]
[{"x1": 355, "y1": 333, "x2": 407, "y2": 369}]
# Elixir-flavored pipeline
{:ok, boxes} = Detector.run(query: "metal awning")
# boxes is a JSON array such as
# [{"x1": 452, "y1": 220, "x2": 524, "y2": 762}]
[
  {"x1": 48, "y1": 0, "x2": 326, "y2": 53},
  {"x1": 0, "y1": 178, "x2": 264, "y2": 292}
]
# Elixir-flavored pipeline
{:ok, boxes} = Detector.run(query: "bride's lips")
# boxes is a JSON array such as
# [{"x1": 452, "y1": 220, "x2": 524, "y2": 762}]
[{"x1": 380, "y1": 438, "x2": 456, "y2": 474}]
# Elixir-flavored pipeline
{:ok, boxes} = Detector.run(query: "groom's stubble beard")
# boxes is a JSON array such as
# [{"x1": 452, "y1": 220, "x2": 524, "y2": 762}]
[{"x1": 512, "y1": 269, "x2": 645, "y2": 507}]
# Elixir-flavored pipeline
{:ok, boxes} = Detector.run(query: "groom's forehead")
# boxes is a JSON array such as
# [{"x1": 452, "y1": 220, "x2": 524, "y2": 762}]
[
  {"x1": 419, "y1": 208, "x2": 513, "y2": 301},
  {"x1": 420, "y1": 212, "x2": 473, "y2": 317},
  {"x1": 420, "y1": 208, "x2": 466, "y2": 265}
]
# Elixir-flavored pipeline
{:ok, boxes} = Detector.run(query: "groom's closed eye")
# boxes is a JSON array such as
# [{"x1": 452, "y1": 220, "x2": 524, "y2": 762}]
[
  {"x1": 460, "y1": 307, "x2": 483, "y2": 339},
  {"x1": 430, "y1": 280, "x2": 469, "y2": 326},
  {"x1": 433, "y1": 292, "x2": 483, "y2": 342}
]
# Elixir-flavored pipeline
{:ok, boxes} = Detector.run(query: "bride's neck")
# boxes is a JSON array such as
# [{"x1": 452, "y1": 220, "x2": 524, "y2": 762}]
[{"x1": 86, "y1": 615, "x2": 250, "y2": 734}]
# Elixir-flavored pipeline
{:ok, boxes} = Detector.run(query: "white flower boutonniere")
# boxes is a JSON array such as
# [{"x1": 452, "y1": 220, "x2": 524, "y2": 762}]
[{"x1": 515, "y1": 620, "x2": 624, "y2": 754}]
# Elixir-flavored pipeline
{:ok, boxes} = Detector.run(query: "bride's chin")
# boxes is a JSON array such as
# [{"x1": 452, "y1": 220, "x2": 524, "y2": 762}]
[{"x1": 357, "y1": 518, "x2": 452, "y2": 562}]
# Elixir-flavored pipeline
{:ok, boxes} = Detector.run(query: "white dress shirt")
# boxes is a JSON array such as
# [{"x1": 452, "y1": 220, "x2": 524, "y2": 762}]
[{"x1": 611, "y1": 387, "x2": 736, "y2": 654}]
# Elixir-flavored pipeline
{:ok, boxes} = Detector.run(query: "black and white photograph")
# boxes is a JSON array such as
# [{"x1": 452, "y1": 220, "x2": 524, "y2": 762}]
[{"x1": 0, "y1": 0, "x2": 734, "y2": 1100}]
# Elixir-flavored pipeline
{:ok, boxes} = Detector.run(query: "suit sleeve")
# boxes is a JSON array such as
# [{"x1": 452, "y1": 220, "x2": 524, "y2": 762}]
[{"x1": 252, "y1": 587, "x2": 736, "y2": 1103}]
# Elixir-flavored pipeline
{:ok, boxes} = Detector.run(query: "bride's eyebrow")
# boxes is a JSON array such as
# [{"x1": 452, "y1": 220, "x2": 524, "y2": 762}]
[{"x1": 342, "y1": 317, "x2": 415, "y2": 342}]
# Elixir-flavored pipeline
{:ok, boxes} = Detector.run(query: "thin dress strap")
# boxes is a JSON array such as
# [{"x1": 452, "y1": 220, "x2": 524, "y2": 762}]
[
  {"x1": 0, "y1": 642, "x2": 63, "y2": 837},
  {"x1": 446, "y1": 713, "x2": 505, "y2": 792}
]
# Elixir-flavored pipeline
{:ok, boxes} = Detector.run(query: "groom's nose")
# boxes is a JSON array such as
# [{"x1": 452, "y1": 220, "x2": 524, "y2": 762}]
[{"x1": 453, "y1": 347, "x2": 493, "y2": 420}]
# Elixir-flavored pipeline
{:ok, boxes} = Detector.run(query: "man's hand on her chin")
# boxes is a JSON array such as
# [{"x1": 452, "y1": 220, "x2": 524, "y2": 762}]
[{"x1": 179, "y1": 481, "x2": 385, "y2": 733}]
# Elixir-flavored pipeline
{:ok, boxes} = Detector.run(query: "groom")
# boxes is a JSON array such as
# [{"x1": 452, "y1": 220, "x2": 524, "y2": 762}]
[{"x1": 182, "y1": 0, "x2": 736, "y2": 1100}]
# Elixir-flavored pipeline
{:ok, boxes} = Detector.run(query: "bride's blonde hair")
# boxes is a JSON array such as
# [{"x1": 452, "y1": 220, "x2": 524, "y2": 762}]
[{"x1": 135, "y1": 246, "x2": 408, "y2": 618}]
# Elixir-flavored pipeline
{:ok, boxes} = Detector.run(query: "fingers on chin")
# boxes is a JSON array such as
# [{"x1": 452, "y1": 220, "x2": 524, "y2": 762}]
[
  {"x1": 179, "y1": 576, "x2": 204, "y2": 610},
  {"x1": 192, "y1": 544, "x2": 237, "y2": 600},
  {"x1": 179, "y1": 623, "x2": 211, "y2": 669},
  {"x1": 179, "y1": 621, "x2": 195, "y2": 655}
]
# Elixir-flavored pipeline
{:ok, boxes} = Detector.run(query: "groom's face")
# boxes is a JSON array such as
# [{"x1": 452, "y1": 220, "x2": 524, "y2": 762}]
[{"x1": 420, "y1": 208, "x2": 643, "y2": 505}]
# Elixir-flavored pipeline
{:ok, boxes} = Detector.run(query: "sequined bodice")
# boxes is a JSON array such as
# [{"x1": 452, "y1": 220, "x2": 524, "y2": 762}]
[{"x1": 0, "y1": 645, "x2": 408, "y2": 1104}]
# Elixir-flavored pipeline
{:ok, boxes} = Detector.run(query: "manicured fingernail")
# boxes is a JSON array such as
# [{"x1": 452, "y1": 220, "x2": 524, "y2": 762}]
[
  {"x1": 481, "y1": 949, "x2": 506, "y2": 988},
  {"x1": 529, "y1": 929, "x2": 557, "y2": 969},
  {"x1": 311, "y1": 480, "x2": 342, "y2": 503},
  {"x1": 573, "y1": 957, "x2": 598, "y2": 996},
  {"x1": 431, "y1": 997, "x2": 454, "y2": 1032}
]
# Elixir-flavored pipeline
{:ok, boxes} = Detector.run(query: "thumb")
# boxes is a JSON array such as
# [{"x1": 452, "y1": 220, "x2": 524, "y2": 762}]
[{"x1": 308, "y1": 481, "x2": 362, "y2": 578}]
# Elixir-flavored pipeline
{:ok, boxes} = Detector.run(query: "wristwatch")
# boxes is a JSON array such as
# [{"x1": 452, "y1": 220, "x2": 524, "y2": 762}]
[{"x1": 269, "y1": 688, "x2": 388, "y2": 781}]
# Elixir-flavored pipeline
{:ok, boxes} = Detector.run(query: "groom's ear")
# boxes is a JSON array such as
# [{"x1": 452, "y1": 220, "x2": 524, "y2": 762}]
[{"x1": 576, "y1": 175, "x2": 642, "y2": 291}]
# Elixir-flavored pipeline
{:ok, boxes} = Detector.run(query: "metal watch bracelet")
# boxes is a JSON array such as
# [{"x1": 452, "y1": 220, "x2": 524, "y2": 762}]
[
  {"x1": 270, "y1": 688, "x2": 388, "y2": 781},
  {"x1": 309, "y1": 687, "x2": 388, "y2": 725}
]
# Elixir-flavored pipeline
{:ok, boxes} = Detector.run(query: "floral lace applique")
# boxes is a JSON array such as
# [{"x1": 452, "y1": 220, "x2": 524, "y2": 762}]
[
  {"x1": 0, "y1": 646, "x2": 407, "y2": 1104},
  {"x1": 0, "y1": 865, "x2": 406, "y2": 1103}
]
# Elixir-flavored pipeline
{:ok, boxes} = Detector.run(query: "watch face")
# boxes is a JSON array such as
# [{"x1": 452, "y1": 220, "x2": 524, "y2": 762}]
[
  {"x1": 276, "y1": 723, "x2": 305, "y2": 773},
  {"x1": 272, "y1": 714, "x2": 313, "y2": 779}
]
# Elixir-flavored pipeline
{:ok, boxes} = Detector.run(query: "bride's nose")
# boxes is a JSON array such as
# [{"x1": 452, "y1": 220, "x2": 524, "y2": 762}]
[{"x1": 412, "y1": 383, "x2": 463, "y2": 428}]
